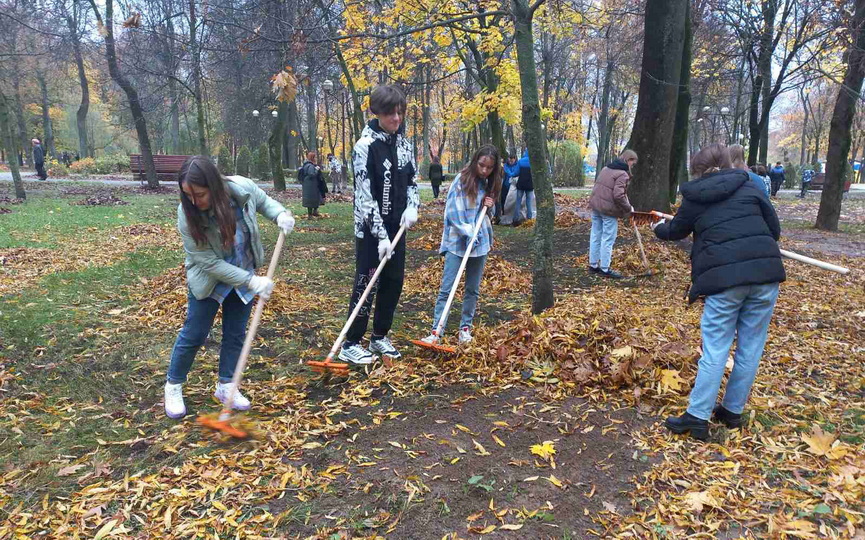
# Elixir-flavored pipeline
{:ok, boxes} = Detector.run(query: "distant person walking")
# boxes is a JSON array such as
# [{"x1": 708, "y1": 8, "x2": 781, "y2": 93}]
[
  {"x1": 300, "y1": 152, "x2": 324, "y2": 217},
  {"x1": 428, "y1": 152, "x2": 444, "y2": 199},
  {"x1": 32, "y1": 139, "x2": 47, "y2": 181},
  {"x1": 768, "y1": 162, "x2": 785, "y2": 196},
  {"x1": 799, "y1": 166, "x2": 815, "y2": 198},
  {"x1": 328, "y1": 153, "x2": 344, "y2": 194},
  {"x1": 512, "y1": 150, "x2": 534, "y2": 225}
]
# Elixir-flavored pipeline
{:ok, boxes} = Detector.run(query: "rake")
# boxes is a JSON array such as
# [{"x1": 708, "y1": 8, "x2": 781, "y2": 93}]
[
  {"x1": 197, "y1": 230, "x2": 286, "y2": 439},
  {"x1": 410, "y1": 207, "x2": 489, "y2": 354},
  {"x1": 643, "y1": 210, "x2": 850, "y2": 274},
  {"x1": 309, "y1": 225, "x2": 408, "y2": 375}
]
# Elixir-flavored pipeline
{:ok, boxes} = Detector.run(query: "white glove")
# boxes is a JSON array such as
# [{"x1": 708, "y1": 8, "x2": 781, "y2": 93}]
[
  {"x1": 276, "y1": 212, "x2": 295, "y2": 235},
  {"x1": 650, "y1": 218, "x2": 666, "y2": 231},
  {"x1": 378, "y1": 237, "x2": 394, "y2": 261},
  {"x1": 400, "y1": 206, "x2": 418, "y2": 229},
  {"x1": 247, "y1": 275, "x2": 275, "y2": 299}
]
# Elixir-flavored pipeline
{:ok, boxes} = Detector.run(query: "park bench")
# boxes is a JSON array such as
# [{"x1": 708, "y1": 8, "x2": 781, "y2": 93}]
[
  {"x1": 130, "y1": 154, "x2": 190, "y2": 183},
  {"x1": 809, "y1": 173, "x2": 852, "y2": 193}
]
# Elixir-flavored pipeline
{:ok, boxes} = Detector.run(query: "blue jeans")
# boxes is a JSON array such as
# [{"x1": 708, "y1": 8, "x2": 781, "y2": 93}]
[
  {"x1": 588, "y1": 210, "x2": 619, "y2": 271},
  {"x1": 166, "y1": 290, "x2": 254, "y2": 384},
  {"x1": 687, "y1": 283, "x2": 780, "y2": 420},
  {"x1": 513, "y1": 190, "x2": 534, "y2": 220},
  {"x1": 432, "y1": 252, "x2": 487, "y2": 331}
]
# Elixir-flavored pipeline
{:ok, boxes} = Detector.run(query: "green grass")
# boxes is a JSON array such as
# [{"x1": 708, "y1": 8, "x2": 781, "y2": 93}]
[{"x1": 0, "y1": 194, "x2": 176, "y2": 248}]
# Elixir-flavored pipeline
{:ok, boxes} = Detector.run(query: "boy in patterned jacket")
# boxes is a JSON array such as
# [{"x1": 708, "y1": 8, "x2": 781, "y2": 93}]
[{"x1": 339, "y1": 85, "x2": 420, "y2": 364}]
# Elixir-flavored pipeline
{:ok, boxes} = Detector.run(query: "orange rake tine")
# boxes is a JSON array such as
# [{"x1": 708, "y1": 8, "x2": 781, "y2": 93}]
[
  {"x1": 197, "y1": 412, "x2": 251, "y2": 439},
  {"x1": 410, "y1": 339, "x2": 457, "y2": 354}
]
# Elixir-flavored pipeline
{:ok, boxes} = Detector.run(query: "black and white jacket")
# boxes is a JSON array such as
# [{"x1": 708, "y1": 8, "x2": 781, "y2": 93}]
[{"x1": 352, "y1": 119, "x2": 420, "y2": 241}]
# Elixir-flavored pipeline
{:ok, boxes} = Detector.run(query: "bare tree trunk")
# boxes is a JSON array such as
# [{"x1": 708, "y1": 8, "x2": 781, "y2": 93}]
[
  {"x1": 816, "y1": 0, "x2": 865, "y2": 230},
  {"x1": 668, "y1": 0, "x2": 692, "y2": 203},
  {"x1": 0, "y1": 94, "x2": 25, "y2": 199},
  {"x1": 513, "y1": 0, "x2": 553, "y2": 314},
  {"x1": 189, "y1": 0, "x2": 207, "y2": 155},
  {"x1": 595, "y1": 58, "x2": 614, "y2": 177},
  {"x1": 625, "y1": 0, "x2": 688, "y2": 212},
  {"x1": 36, "y1": 72, "x2": 56, "y2": 158},
  {"x1": 88, "y1": 0, "x2": 158, "y2": 187},
  {"x1": 305, "y1": 73, "x2": 318, "y2": 154},
  {"x1": 422, "y1": 65, "x2": 431, "y2": 161},
  {"x1": 12, "y1": 72, "x2": 28, "y2": 166},
  {"x1": 799, "y1": 88, "x2": 809, "y2": 166},
  {"x1": 270, "y1": 100, "x2": 288, "y2": 191},
  {"x1": 67, "y1": 8, "x2": 90, "y2": 159},
  {"x1": 747, "y1": 65, "x2": 762, "y2": 166}
]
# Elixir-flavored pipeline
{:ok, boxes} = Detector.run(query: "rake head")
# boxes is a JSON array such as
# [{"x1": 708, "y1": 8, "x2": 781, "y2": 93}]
[
  {"x1": 410, "y1": 338, "x2": 457, "y2": 355},
  {"x1": 630, "y1": 211, "x2": 663, "y2": 227},
  {"x1": 197, "y1": 411, "x2": 255, "y2": 439},
  {"x1": 307, "y1": 360, "x2": 351, "y2": 377}
]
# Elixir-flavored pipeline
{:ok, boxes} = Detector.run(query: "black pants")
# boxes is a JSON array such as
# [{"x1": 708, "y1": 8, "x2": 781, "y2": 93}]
[
  {"x1": 431, "y1": 182, "x2": 440, "y2": 198},
  {"x1": 770, "y1": 180, "x2": 782, "y2": 196},
  {"x1": 35, "y1": 163, "x2": 47, "y2": 180},
  {"x1": 799, "y1": 182, "x2": 810, "y2": 197},
  {"x1": 345, "y1": 223, "x2": 406, "y2": 344}
]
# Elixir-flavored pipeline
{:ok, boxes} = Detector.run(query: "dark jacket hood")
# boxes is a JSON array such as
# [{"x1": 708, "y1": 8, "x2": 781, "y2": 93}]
[
  {"x1": 607, "y1": 158, "x2": 629, "y2": 172},
  {"x1": 680, "y1": 169, "x2": 749, "y2": 205}
]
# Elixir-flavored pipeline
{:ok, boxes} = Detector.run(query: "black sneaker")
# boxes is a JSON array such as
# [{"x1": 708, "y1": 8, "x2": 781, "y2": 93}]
[
  {"x1": 664, "y1": 412, "x2": 709, "y2": 441},
  {"x1": 588, "y1": 265, "x2": 600, "y2": 274},
  {"x1": 599, "y1": 268, "x2": 624, "y2": 279},
  {"x1": 712, "y1": 404, "x2": 742, "y2": 429}
]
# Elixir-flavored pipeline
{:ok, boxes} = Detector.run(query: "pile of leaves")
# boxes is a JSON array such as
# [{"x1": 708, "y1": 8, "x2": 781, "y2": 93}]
[
  {"x1": 72, "y1": 193, "x2": 129, "y2": 206},
  {"x1": 325, "y1": 193, "x2": 354, "y2": 204},
  {"x1": 0, "y1": 196, "x2": 24, "y2": 204},
  {"x1": 404, "y1": 254, "x2": 530, "y2": 298},
  {"x1": 0, "y1": 207, "x2": 11, "y2": 214},
  {"x1": 0, "y1": 224, "x2": 177, "y2": 295}
]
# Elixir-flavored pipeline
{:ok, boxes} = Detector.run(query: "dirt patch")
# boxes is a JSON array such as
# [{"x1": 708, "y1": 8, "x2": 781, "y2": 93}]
[
  {"x1": 277, "y1": 385, "x2": 654, "y2": 538},
  {"x1": 781, "y1": 228, "x2": 865, "y2": 258}
]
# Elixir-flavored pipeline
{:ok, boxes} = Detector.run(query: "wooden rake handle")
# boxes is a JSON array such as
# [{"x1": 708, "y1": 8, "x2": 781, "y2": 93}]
[
  {"x1": 432, "y1": 207, "x2": 489, "y2": 337},
  {"x1": 323, "y1": 224, "x2": 408, "y2": 362},
  {"x1": 649, "y1": 210, "x2": 850, "y2": 275},
  {"x1": 221, "y1": 230, "x2": 286, "y2": 415}
]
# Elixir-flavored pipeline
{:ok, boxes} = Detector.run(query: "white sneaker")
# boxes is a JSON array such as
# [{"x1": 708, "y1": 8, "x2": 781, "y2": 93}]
[
  {"x1": 369, "y1": 335, "x2": 401, "y2": 359},
  {"x1": 420, "y1": 333, "x2": 439, "y2": 345},
  {"x1": 164, "y1": 382, "x2": 186, "y2": 419},
  {"x1": 339, "y1": 343, "x2": 375, "y2": 365},
  {"x1": 458, "y1": 326, "x2": 473, "y2": 345},
  {"x1": 214, "y1": 382, "x2": 251, "y2": 411}
]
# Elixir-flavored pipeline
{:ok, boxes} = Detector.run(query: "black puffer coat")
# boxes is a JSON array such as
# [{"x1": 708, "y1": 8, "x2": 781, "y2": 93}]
[{"x1": 653, "y1": 169, "x2": 785, "y2": 303}]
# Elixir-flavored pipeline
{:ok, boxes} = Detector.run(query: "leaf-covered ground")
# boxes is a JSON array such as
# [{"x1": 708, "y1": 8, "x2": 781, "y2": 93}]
[{"x1": 0, "y1": 181, "x2": 863, "y2": 539}]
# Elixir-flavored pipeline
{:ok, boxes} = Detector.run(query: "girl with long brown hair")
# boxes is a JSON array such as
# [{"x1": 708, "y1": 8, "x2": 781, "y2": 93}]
[
  {"x1": 165, "y1": 156, "x2": 295, "y2": 419},
  {"x1": 421, "y1": 144, "x2": 502, "y2": 346}
]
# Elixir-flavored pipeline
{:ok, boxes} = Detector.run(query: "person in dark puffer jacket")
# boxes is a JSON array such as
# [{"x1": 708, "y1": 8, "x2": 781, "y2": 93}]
[{"x1": 652, "y1": 143, "x2": 785, "y2": 441}]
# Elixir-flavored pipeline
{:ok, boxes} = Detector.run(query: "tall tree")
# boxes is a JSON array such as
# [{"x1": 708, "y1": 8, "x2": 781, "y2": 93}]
[
  {"x1": 63, "y1": 0, "x2": 91, "y2": 159},
  {"x1": 87, "y1": 0, "x2": 159, "y2": 187},
  {"x1": 512, "y1": 0, "x2": 553, "y2": 314},
  {"x1": 0, "y1": 93, "x2": 26, "y2": 199},
  {"x1": 816, "y1": 0, "x2": 865, "y2": 231},
  {"x1": 625, "y1": 0, "x2": 689, "y2": 213},
  {"x1": 668, "y1": 1, "x2": 693, "y2": 203}
]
